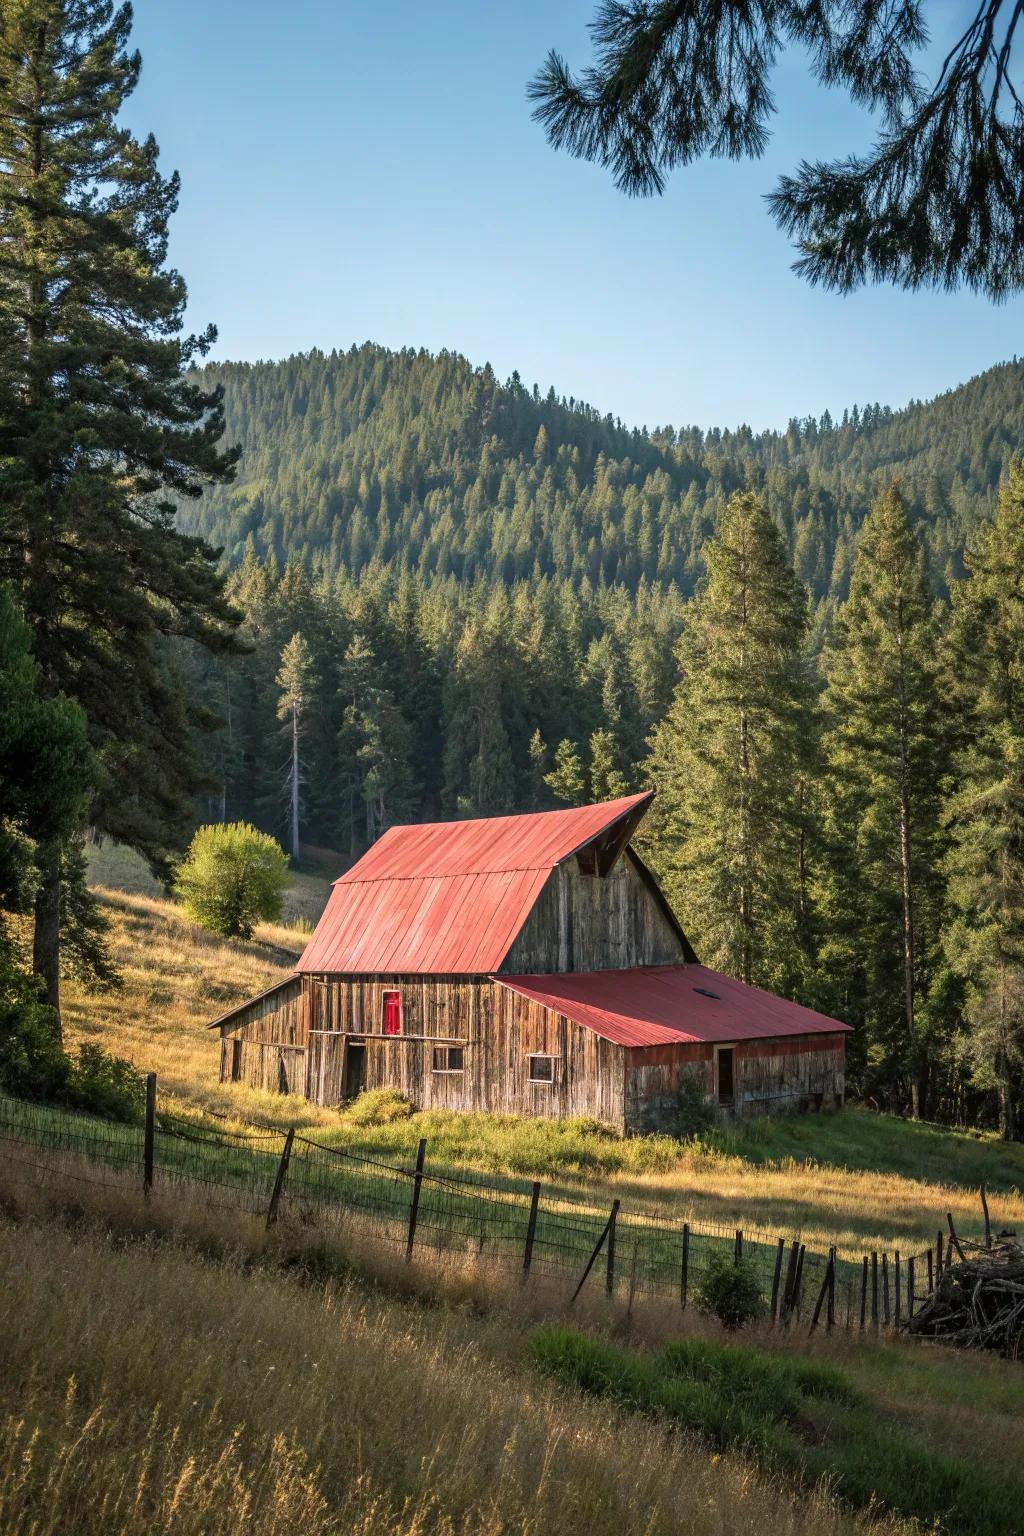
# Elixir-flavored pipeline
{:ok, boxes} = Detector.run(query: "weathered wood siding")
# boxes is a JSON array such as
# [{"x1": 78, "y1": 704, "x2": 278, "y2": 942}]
[
  {"x1": 501, "y1": 850, "x2": 687, "y2": 974},
  {"x1": 623, "y1": 1034, "x2": 846, "y2": 1131},
  {"x1": 216, "y1": 973, "x2": 843, "y2": 1134},
  {"x1": 301, "y1": 973, "x2": 626, "y2": 1127},
  {"x1": 217, "y1": 976, "x2": 307, "y2": 1092}
]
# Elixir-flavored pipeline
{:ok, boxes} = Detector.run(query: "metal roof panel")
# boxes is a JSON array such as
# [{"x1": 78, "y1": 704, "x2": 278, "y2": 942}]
[{"x1": 496, "y1": 965, "x2": 852, "y2": 1047}]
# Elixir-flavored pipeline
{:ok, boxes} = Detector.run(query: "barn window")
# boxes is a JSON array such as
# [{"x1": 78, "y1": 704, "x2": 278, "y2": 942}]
[
  {"x1": 431, "y1": 1045, "x2": 464, "y2": 1074},
  {"x1": 382, "y1": 990, "x2": 402, "y2": 1035},
  {"x1": 528, "y1": 1054, "x2": 555, "y2": 1084}
]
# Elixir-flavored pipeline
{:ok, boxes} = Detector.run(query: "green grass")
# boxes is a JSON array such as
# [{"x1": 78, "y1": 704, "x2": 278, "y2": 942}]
[
  {"x1": 712, "y1": 1106, "x2": 1024, "y2": 1196},
  {"x1": 0, "y1": 1092, "x2": 848, "y2": 1310},
  {"x1": 533, "y1": 1328, "x2": 1023, "y2": 1536}
]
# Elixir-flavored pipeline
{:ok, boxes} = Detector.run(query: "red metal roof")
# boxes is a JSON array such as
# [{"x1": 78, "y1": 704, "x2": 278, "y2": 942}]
[
  {"x1": 497, "y1": 965, "x2": 852, "y2": 1048},
  {"x1": 297, "y1": 792, "x2": 654, "y2": 976}
]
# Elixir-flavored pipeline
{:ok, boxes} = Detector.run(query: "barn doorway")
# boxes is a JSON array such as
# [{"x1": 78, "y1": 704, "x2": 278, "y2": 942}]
[
  {"x1": 343, "y1": 1041, "x2": 366, "y2": 1100},
  {"x1": 717, "y1": 1047, "x2": 735, "y2": 1107}
]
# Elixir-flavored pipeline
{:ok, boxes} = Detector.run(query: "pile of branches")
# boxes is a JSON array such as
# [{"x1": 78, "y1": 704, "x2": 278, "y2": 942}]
[{"x1": 907, "y1": 1230, "x2": 1024, "y2": 1357}]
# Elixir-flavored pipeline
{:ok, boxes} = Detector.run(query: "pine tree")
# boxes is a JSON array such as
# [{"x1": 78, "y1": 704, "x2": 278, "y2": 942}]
[
  {"x1": 276, "y1": 633, "x2": 316, "y2": 861},
  {"x1": 589, "y1": 727, "x2": 628, "y2": 800},
  {"x1": 645, "y1": 491, "x2": 813, "y2": 991},
  {"x1": 943, "y1": 461, "x2": 1024, "y2": 1138},
  {"x1": 545, "y1": 739, "x2": 587, "y2": 806},
  {"x1": 818, "y1": 486, "x2": 946, "y2": 1116},
  {"x1": 0, "y1": 3, "x2": 238, "y2": 1004}
]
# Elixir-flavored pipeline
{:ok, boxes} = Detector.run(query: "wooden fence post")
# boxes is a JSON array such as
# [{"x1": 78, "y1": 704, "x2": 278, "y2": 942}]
[
  {"x1": 405, "y1": 1137, "x2": 427, "y2": 1261},
  {"x1": 734, "y1": 1228, "x2": 743, "y2": 1264},
  {"x1": 936, "y1": 1230, "x2": 944, "y2": 1280},
  {"x1": 605, "y1": 1201, "x2": 619, "y2": 1296},
  {"x1": 266, "y1": 1127, "x2": 295, "y2": 1229},
  {"x1": 770, "y1": 1237, "x2": 785, "y2": 1324},
  {"x1": 871, "y1": 1251, "x2": 879, "y2": 1328},
  {"x1": 859, "y1": 1255, "x2": 868, "y2": 1329},
  {"x1": 946, "y1": 1212, "x2": 966, "y2": 1262},
  {"x1": 881, "y1": 1253, "x2": 890, "y2": 1327},
  {"x1": 781, "y1": 1240, "x2": 800, "y2": 1323},
  {"x1": 926, "y1": 1246, "x2": 934, "y2": 1294},
  {"x1": 143, "y1": 1072, "x2": 156, "y2": 1199},
  {"x1": 907, "y1": 1256, "x2": 916, "y2": 1319},
  {"x1": 894, "y1": 1251, "x2": 902, "y2": 1326},
  {"x1": 827, "y1": 1247, "x2": 836, "y2": 1332},
  {"x1": 570, "y1": 1200, "x2": 620, "y2": 1305},
  {"x1": 810, "y1": 1255, "x2": 831, "y2": 1332},
  {"x1": 522, "y1": 1180, "x2": 541, "y2": 1278},
  {"x1": 793, "y1": 1244, "x2": 806, "y2": 1318},
  {"x1": 680, "y1": 1221, "x2": 690, "y2": 1310},
  {"x1": 981, "y1": 1181, "x2": 992, "y2": 1249}
]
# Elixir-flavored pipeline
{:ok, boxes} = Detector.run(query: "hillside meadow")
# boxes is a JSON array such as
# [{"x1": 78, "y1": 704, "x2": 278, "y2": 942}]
[
  {"x1": 0, "y1": 1151, "x2": 1021, "y2": 1536},
  {"x1": 67, "y1": 852, "x2": 1024, "y2": 1262}
]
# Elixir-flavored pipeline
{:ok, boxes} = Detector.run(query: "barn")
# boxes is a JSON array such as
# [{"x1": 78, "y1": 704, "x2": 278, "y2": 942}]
[{"x1": 209, "y1": 792, "x2": 850, "y2": 1132}]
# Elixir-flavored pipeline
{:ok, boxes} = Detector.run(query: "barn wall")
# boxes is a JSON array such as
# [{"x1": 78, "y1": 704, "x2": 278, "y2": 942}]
[
  {"x1": 303, "y1": 974, "x2": 625, "y2": 1129},
  {"x1": 216, "y1": 977, "x2": 307, "y2": 1094},
  {"x1": 501, "y1": 850, "x2": 687, "y2": 975},
  {"x1": 623, "y1": 1034, "x2": 846, "y2": 1132}
]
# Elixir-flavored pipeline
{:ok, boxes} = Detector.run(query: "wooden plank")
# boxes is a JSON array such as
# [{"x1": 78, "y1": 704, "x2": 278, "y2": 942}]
[
  {"x1": 523, "y1": 1181, "x2": 541, "y2": 1276},
  {"x1": 265, "y1": 1127, "x2": 294, "y2": 1229},
  {"x1": 770, "y1": 1237, "x2": 785, "y2": 1324},
  {"x1": 143, "y1": 1072, "x2": 156, "y2": 1198},
  {"x1": 681, "y1": 1222, "x2": 690, "y2": 1310},
  {"x1": 405, "y1": 1137, "x2": 427, "y2": 1261},
  {"x1": 570, "y1": 1200, "x2": 620, "y2": 1305}
]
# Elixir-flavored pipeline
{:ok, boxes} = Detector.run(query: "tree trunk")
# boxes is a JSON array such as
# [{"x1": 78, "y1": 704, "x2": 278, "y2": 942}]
[
  {"x1": 32, "y1": 845, "x2": 62, "y2": 1024},
  {"x1": 289, "y1": 705, "x2": 300, "y2": 861}
]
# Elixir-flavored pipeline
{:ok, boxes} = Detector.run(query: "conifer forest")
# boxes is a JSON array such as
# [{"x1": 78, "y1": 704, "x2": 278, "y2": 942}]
[{"x1": 176, "y1": 345, "x2": 1024, "y2": 1132}]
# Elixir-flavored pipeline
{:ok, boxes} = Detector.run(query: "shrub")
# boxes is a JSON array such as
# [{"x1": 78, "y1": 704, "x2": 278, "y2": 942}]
[
  {"x1": 346, "y1": 1088, "x2": 414, "y2": 1126},
  {"x1": 174, "y1": 823, "x2": 289, "y2": 939},
  {"x1": 63, "y1": 1043, "x2": 145, "y2": 1122},
  {"x1": 673, "y1": 1067, "x2": 719, "y2": 1137},
  {"x1": 694, "y1": 1251, "x2": 767, "y2": 1330},
  {"x1": 0, "y1": 962, "x2": 143, "y2": 1120}
]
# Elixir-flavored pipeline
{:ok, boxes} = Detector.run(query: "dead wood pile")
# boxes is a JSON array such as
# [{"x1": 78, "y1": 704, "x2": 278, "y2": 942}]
[{"x1": 906, "y1": 1231, "x2": 1024, "y2": 1356}]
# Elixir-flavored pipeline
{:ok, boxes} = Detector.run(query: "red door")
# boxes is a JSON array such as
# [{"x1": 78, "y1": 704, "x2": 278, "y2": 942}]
[{"x1": 382, "y1": 990, "x2": 402, "y2": 1035}]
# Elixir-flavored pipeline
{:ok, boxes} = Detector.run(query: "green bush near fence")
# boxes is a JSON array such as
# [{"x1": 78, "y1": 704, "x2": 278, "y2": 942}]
[
  {"x1": 532, "y1": 1327, "x2": 1021, "y2": 1536},
  {"x1": 694, "y1": 1251, "x2": 766, "y2": 1329}
]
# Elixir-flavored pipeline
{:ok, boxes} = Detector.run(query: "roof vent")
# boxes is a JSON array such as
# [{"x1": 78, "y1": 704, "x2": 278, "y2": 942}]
[{"x1": 693, "y1": 986, "x2": 720, "y2": 1000}]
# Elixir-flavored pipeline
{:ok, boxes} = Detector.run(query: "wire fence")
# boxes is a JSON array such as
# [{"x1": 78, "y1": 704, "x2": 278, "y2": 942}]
[{"x1": 0, "y1": 1086, "x2": 941, "y2": 1330}]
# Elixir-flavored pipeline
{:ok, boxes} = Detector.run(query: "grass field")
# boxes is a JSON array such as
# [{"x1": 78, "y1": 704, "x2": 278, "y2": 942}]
[
  {"x1": 0, "y1": 1159, "x2": 1021, "y2": 1536},
  {"x1": 64, "y1": 874, "x2": 1024, "y2": 1265},
  {"x1": 5, "y1": 859, "x2": 1022, "y2": 1536}
]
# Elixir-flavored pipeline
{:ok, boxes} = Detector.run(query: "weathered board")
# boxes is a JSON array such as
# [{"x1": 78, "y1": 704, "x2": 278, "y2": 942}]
[
  {"x1": 623, "y1": 1034, "x2": 846, "y2": 1131},
  {"x1": 501, "y1": 850, "x2": 687, "y2": 974}
]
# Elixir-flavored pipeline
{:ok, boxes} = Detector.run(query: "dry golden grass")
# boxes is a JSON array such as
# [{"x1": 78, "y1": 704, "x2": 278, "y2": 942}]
[
  {"x1": 64, "y1": 886, "x2": 1024, "y2": 1262},
  {"x1": 0, "y1": 1187, "x2": 906, "y2": 1536}
]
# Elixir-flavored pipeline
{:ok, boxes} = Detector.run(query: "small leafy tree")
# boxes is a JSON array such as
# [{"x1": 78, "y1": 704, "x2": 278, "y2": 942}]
[
  {"x1": 174, "y1": 823, "x2": 289, "y2": 939},
  {"x1": 695, "y1": 1251, "x2": 767, "y2": 1331}
]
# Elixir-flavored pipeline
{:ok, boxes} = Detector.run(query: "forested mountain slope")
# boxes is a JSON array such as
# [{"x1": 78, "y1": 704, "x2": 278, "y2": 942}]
[{"x1": 183, "y1": 344, "x2": 1024, "y2": 601}]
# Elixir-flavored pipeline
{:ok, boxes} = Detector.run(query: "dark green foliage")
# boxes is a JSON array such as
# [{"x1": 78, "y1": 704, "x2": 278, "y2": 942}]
[
  {"x1": 183, "y1": 345, "x2": 1024, "y2": 606},
  {"x1": 645, "y1": 491, "x2": 814, "y2": 993},
  {"x1": 0, "y1": 966, "x2": 141, "y2": 1122},
  {"x1": 816, "y1": 486, "x2": 949, "y2": 1115},
  {"x1": 695, "y1": 1251, "x2": 767, "y2": 1329},
  {"x1": 0, "y1": 2, "x2": 238, "y2": 1001},
  {"x1": 532, "y1": 1326, "x2": 1021, "y2": 1535},
  {"x1": 943, "y1": 461, "x2": 1024, "y2": 1137},
  {"x1": 672, "y1": 1068, "x2": 719, "y2": 1138},
  {"x1": 532, "y1": 1, "x2": 1024, "y2": 300}
]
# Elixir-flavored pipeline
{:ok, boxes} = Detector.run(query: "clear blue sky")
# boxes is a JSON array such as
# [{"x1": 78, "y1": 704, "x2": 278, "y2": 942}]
[{"x1": 126, "y1": 0, "x2": 1021, "y2": 432}]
